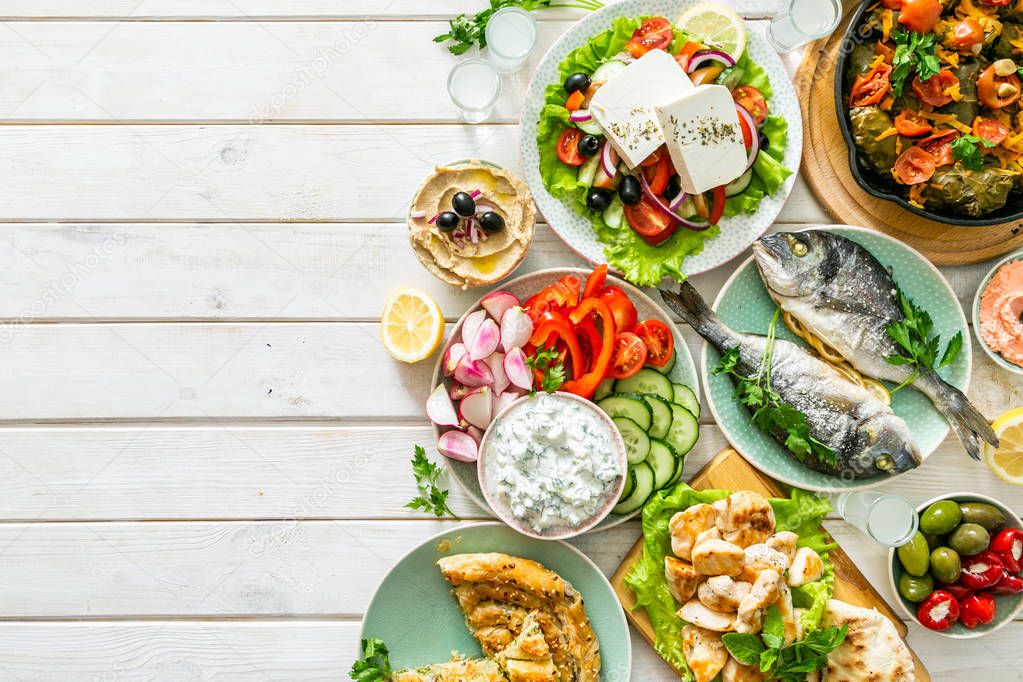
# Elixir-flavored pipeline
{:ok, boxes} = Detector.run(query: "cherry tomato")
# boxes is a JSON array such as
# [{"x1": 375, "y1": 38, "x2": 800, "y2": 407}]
[
  {"x1": 733, "y1": 85, "x2": 768, "y2": 124},
  {"x1": 973, "y1": 117, "x2": 1009, "y2": 145},
  {"x1": 893, "y1": 146, "x2": 937, "y2": 184},
  {"x1": 978, "y1": 65, "x2": 1022, "y2": 109},
  {"x1": 609, "y1": 332, "x2": 648, "y2": 379},
  {"x1": 898, "y1": 0, "x2": 942, "y2": 33},
  {"x1": 920, "y1": 130, "x2": 959, "y2": 166},
  {"x1": 917, "y1": 590, "x2": 960, "y2": 631},
  {"x1": 635, "y1": 319, "x2": 675, "y2": 368},
  {"x1": 643, "y1": 153, "x2": 673, "y2": 196},
  {"x1": 895, "y1": 109, "x2": 932, "y2": 137},
  {"x1": 912, "y1": 70, "x2": 958, "y2": 107},
  {"x1": 674, "y1": 41, "x2": 703, "y2": 71},
  {"x1": 950, "y1": 18, "x2": 985, "y2": 51},
  {"x1": 599, "y1": 286, "x2": 638, "y2": 332},
  {"x1": 556, "y1": 128, "x2": 586, "y2": 167},
  {"x1": 851, "y1": 62, "x2": 893, "y2": 107},
  {"x1": 881, "y1": 0, "x2": 902, "y2": 7},
  {"x1": 624, "y1": 196, "x2": 675, "y2": 237},
  {"x1": 959, "y1": 593, "x2": 996, "y2": 629},
  {"x1": 625, "y1": 17, "x2": 673, "y2": 58}
]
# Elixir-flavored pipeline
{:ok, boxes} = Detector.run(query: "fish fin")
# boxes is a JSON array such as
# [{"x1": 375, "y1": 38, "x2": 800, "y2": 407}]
[
  {"x1": 918, "y1": 372, "x2": 998, "y2": 461},
  {"x1": 659, "y1": 283, "x2": 735, "y2": 351}
]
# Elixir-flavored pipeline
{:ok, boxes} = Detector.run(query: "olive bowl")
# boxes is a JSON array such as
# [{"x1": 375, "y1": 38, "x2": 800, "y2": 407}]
[
  {"x1": 887, "y1": 492, "x2": 1023, "y2": 639},
  {"x1": 971, "y1": 251, "x2": 1023, "y2": 377}
]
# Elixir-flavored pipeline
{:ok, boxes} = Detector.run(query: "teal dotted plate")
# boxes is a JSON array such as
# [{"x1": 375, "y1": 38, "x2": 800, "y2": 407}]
[{"x1": 703, "y1": 226, "x2": 973, "y2": 492}]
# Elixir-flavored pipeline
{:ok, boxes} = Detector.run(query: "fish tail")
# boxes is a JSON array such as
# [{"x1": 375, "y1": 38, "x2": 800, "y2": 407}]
[
  {"x1": 659, "y1": 282, "x2": 736, "y2": 350},
  {"x1": 918, "y1": 372, "x2": 998, "y2": 461}
]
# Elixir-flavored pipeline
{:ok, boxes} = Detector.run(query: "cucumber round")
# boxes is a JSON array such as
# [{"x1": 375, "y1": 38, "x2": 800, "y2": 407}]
[
  {"x1": 592, "y1": 59, "x2": 629, "y2": 82},
  {"x1": 611, "y1": 461, "x2": 655, "y2": 515},
  {"x1": 577, "y1": 153, "x2": 600, "y2": 187},
  {"x1": 665, "y1": 402, "x2": 699, "y2": 457},
  {"x1": 672, "y1": 383, "x2": 701, "y2": 419},
  {"x1": 620, "y1": 466, "x2": 636, "y2": 500},
  {"x1": 598, "y1": 393, "x2": 653, "y2": 431},
  {"x1": 602, "y1": 196, "x2": 625, "y2": 229},
  {"x1": 641, "y1": 393, "x2": 673, "y2": 440},
  {"x1": 613, "y1": 416, "x2": 651, "y2": 465},
  {"x1": 614, "y1": 368, "x2": 673, "y2": 402},
  {"x1": 725, "y1": 169, "x2": 754, "y2": 197},
  {"x1": 594, "y1": 377, "x2": 616, "y2": 402},
  {"x1": 646, "y1": 439, "x2": 677, "y2": 490},
  {"x1": 575, "y1": 117, "x2": 602, "y2": 135}
]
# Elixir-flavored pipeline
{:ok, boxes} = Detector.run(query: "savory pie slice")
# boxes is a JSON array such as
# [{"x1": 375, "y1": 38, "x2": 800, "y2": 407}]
[
  {"x1": 495, "y1": 611, "x2": 559, "y2": 682},
  {"x1": 393, "y1": 657, "x2": 505, "y2": 682}
]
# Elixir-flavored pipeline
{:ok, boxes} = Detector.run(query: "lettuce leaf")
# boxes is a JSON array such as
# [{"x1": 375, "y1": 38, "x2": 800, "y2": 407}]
[{"x1": 623, "y1": 483, "x2": 835, "y2": 680}]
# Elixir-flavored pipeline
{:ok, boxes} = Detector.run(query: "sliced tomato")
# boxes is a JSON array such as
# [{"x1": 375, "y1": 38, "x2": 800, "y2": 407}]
[
  {"x1": 675, "y1": 40, "x2": 703, "y2": 71},
  {"x1": 733, "y1": 86, "x2": 768, "y2": 124},
  {"x1": 625, "y1": 17, "x2": 673, "y2": 58},
  {"x1": 973, "y1": 116, "x2": 1009, "y2": 144},
  {"x1": 599, "y1": 286, "x2": 638, "y2": 333},
  {"x1": 643, "y1": 224, "x2": 677, "y2": 246},
  {"x1": 898, "y1": 0, "x2": 942, "y2": 33},
  {"x1": 851, "y1": 62, "x2": 893, "y2": 107},
  {"x1": 624, "y1": 196, "x2": 675, "y2": 238},
  {"x1": 709, "y1": 185, "x2": 727, "y2": 225},
  {"x1": 609, "y1": 332, "x2": 647, "y2": 379},
  {"x1": 643, "y1": 153, "x2": 673, "y2": 195},
  {"x1": 635, "y1": 320, "x2": 675, "y2": 368},
  {"x1": 640, "y1": 145, "x2": 666, "y2": 168},
  {"x1": 912, "y1": 70, "x2": 958, "y2": 107},
  {"x1": 893, "y1": 146, "x2": 937, "y2": 184},
  {"x1": 582, "y1": 264, "x2": 608, "y2": 299},
  {"x1": 919, "y1": 129, "x2": 959, "y2": 166},
  {"x1": 950, "y1": 18, "x2": 985, "y2": 51},
  {"x1": 978, "y1": 65, "x2": 1022, "y2": 109},
  {"x1": 737, "y1": 107, "x2": 754, "y2": 148},
  {"x1": 556, "y1": 128, "x2": 585, "y2": 167},
  {"x1": 881, "y1": 0, "x2": 902, "y2": 7},
  {"x1": 895, "y1": 109, "x2": 932, "y2": 137}
]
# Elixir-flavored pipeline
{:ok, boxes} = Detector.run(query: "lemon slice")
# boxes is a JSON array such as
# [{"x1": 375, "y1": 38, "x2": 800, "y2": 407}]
[
  {"x1": 381, "y1": 288, "x2": 445, "y2": 364},
  {"x1": 986, "y1": 407, "x2": 1023, "y2": 485},
  {"x1": 677, "y1": 3, "x2": 747, "y2": 61}
]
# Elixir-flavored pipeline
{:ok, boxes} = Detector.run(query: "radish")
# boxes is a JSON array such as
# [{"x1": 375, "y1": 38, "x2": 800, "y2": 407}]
[
  {"x1": 426, "y1": 384, "x2": 459, "y2": 427},
  {"x1": 449, "y1": 382, "x2": 471, "y2": 401},
  {"x1": 494, "y1": 390, "x2": 521, "y2": 416},
  {"x1": 437, "y1": 430, "x2": 478, "y2": 463},
  {"x1": 504, "y1": 347, "x2": 533, "y2": 390},
  {"x1": 443, "y1": 343, "x2": 468, "y2": 377},
  {"x1": 466, "y1": 425, "x2": 484, "y2": 445},
  {"x1": 469, "y1": 318, "x2": 500, "y2": 361},
  {"x1": 484, "y1": 352, "x2": 509, "y2": 396},
  {"x1": 481, "y1": 291, "x2": 519, "y2": 323},
  {"x1": 459, "y1": 386, "x2": 493, "y2": 430},
  {"x1": 500, "y1": 307, "x2": 533, "y2": 352},
  {"x1": 454, "y1": 355, "x2": 494, "y2": 388},
  {"x1": 461, "y1": 309, "x2": 487, "y2": 347}
]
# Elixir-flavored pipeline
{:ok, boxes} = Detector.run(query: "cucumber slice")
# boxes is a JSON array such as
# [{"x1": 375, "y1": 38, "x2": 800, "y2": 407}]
[
  {"x1": 620, "y1": 466, "x2": 636, "y2": 500},
  {"x1": 576, "y1": 117, "x2": 602, "y2": 135},
  {"x1": 641, "y1": 394, "x2": 673, "y2": 440},
  {"x1": 725, "y1": 169, "x2": 753, "y2": 197},
  {"x1": 716, "y1": 66, "x2": 746, "y2": 91},
  {"x1": 602, "y1": 196, "x2": 625, "y2": 229},
  {"x1": 665, "y1": 402, "x2": 699, "y2": 457},
  {"x1": 675, "y1": 196, "x2": 698, "y2": 218},
  {"x1": 592, "y1": 59, "x2": 628, "y2": 82},
  {"x1": 646, "y1": 439, "x2": 677, "y2": 490},
  {"x1": 611, "y1": 461, "x2": 655, "y2": 515},
  {"x1": 613, "y1": 416, "x2": 651, "y2": 465},
  {"x1": 594, "y1": 377, "x2": 616, "y2": 402},
  {"x1": 597, "y1": 393, "x2": 653, "y2": 431},
  {"x1": 614, "y1": 368, "x2": 674, "y2": 402},
  {"x1": 577, "y1": 153, "x2": 600, "y2": 187},
  {"x1": 650, "y1": 349, "x2": 676, "y2": 375},
  {"x1": 672, "y1": 383, "x2": 701, "y2": 419}
]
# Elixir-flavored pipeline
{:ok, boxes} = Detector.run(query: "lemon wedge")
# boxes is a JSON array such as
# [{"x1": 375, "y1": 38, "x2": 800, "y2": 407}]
[
  {"x1": 677, "y1": 3, "x2": 747, "y2": 62},
  {"x1": 986, "y1": 407, "x2": 1023, "y2": 485},
  {"x1": 381, "y1": 288, "x2": 445, "y2": 364}
]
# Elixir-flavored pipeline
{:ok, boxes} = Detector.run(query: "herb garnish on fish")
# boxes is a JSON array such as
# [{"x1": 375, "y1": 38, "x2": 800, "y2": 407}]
[
  {"x1": 407, "y1": 445, "x2": 459, "y2": 519},
  {"x1": 884, "y1": 287, "x2": 963, "y2": 393}
]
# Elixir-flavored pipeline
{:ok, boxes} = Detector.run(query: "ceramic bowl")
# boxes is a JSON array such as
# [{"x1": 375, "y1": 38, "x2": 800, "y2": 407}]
[
  {"x1": 888, "y1": 492, "x2": 1023, "y2": 639},
  {"x1": 971, "y1": 251, "x2": 1023, "y2": 377},
  {"x1": 477, "y1": 392, "x2": 629, "y2": 541}
]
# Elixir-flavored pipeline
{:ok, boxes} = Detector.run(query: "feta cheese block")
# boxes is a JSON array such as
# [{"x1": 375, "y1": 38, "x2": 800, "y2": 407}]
[
  {"x1": 588, "y1": 49, "x2": 694, "y2": 168},
  {"x1": 655, "y1": 84, "x2": 747, "y2": 195}
]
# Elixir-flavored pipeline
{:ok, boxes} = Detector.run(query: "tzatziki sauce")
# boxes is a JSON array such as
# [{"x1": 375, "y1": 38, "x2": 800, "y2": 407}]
[{"x1": 485, "y1": 393, "x2": 622, "y2": 533}]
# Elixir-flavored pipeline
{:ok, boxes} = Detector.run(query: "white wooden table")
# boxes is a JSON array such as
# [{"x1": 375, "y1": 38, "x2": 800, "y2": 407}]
[{"x1": 0, "y1": 2, "x2": 1021, "y2": 680}]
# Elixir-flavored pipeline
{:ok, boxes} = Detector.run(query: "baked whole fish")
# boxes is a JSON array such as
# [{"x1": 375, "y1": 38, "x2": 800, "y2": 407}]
[
  {"x1": 752, "y1": 231, "x2": 997, "y2": 460},
  {"x1": 661, "y1": 282, "x2": 921, "y2": 480}
]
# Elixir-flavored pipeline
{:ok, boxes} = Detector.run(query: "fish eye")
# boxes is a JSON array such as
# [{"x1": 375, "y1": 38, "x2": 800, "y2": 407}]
[
  {"x1": 874, "y1": 454, "x2": 894, "y2": 471},
  {"x1": 792, "y1": 241, "x2": 808, "y2": 257}
]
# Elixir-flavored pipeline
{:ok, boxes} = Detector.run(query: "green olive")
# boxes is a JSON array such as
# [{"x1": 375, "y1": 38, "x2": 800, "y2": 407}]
[
  {"x1": 897, "y1": 531, "x2": 931, "y2": 577},
  {"x1": 920, "y1": 500, "x2": 963, "y2": 535},
  {"x1": 959, "y1": 502, "x2": 1006, "y2": 531},
  {"x1": 948, "y1": 522, "x2": 990, "y2": 557},
  {"x1": 930, "y1": 547, "x2": 962, "y2": 584},
  {"x1": 898, "y1": 572, "x2": 935, "y2": 603},
  {"x1": 923, "y1": 532, "x2": 946, "y2": 551}
]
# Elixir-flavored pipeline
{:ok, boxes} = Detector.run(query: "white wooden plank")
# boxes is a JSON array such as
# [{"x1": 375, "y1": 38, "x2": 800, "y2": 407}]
[{"x1": 0, "y1": 125, "x2": 827, "y2": 222}]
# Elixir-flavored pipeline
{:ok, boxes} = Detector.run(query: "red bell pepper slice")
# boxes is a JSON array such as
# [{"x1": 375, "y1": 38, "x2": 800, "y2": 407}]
[
  {"x1": 709, "y1": 185, "x2": 727, "y2": 225},
  {"x1": 917, "y1": 590, "x2": 960, "y2": 631},
  {"x1": 574, "y1": 317, "x2": 603, "y2": 370},
  {"x1": 959, "y1": 592, "x2": 996, "y2": 629},
  {"x1": 960, "y1": 550, "x2": 1004, "y2": 590},
  {"x1": 990, "y1": 528, "x2": 1023, "y2": 574},
  {"x1": 528, "y1": 312, "x2": 584, "y2": 381},
  {"x1": 561, "y1": 298, "x2": 615, "y2": 399},
  {"x1": 582, "y1": 264, "x2": 608, "y2": 299}
]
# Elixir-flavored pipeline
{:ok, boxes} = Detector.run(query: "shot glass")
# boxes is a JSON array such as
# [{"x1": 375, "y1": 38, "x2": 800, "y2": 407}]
[
  {"x1": 766, "y1": 0, "x2": 842, "y2": 53},
  {"x1": 485, "y1": 6, "x2": 538, "y2": 74},
  {"x1": 448, "y1": 58, "x2": 502, "y2": 124},
  {"x1": 834, "y1": 490, "x2": 919, "y2": 548}
]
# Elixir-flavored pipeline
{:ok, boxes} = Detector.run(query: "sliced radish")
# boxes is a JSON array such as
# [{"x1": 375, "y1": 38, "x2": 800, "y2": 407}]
[
  {"x1": 465, "y1": 425, "x2": 485, "y2": 446},
  {"x1": 437, "y1": 430, "x2": 478, "y2": 463},
  {"x1": 469, "y1": 318, "x2": 500, "y2": 361},
  {"x1": 461, "y1": 309, "x2": 487, "y2": 347},
  {"x1": 494, "y1": 390, "x2": 521, "y2": 416},
  {"x1": 443, "y1": 343, "x2": 468, "y2": 377},
  {"x1": 426, "y1": 384, "x2": 459, "y2": 427},
  {"x1": 500, "y1": 307, "x2": 533, "y2": 352},
  {"x1": 459, "y1": 386, "x2": 493, "y2": 430},
  {"x1": 504, "y1": 347, "x2": 533, "y2": 391},
  {"x1": 454, "y1": 354, "x2": 494, "y2": 388},
  {"x1": 449, "y1": 382, "x2": 471, "y2": 401},
  {"x1": 484, "y1": 352, "x2": 510, "y2": 396},
  {"x1": 481, "y1": 291, "x2": 520, "y2": 322}
]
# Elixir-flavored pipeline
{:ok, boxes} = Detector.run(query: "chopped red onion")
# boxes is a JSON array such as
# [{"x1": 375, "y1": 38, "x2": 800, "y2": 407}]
[
  {"x1": 428, "y1": 213, "x2": 439, "y2": 225},
  {"x1": 569, "y1": 109, "x2": 593, "y2": 123},
  {"x1": 600, "y1": 141, "x2": 618, "y2": 179},
  {"x1": 735, "y1": 103, "x2": 760, "y2": 173},
  {"x1": 686, "y1": 50, "x2": 736, "y2": 73},
  {"x1": 638, "y1": 174, "x2": 710, "y2": 231},
  {"x1": 469, "y1": 189, "x2": 481, "y2": 199},
  {"x1": 668, "y1": 189, "x2": 688, "y2": 211}
]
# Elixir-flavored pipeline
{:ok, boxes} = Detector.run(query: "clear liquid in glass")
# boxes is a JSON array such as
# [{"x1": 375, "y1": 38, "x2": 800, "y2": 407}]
[
  {"x1": 835, "y1": 490, "x2": 918, "y2": 548},
  {"x1": 767, "y1": 0, "x2": 842, "y2": 52},
  {"x1": 486, "y1": 7, "x2": 537, "y2": 74},
  {"x1": 447, "y1": 59, "x2": 502, "y2": 124}
]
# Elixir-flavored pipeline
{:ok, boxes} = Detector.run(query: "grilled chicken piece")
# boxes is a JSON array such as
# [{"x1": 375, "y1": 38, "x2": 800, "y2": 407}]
[
  {"x1": 681, "y1": 625, "x2": 729, "y2": 682},
  {"x1": 736, "y1": 569, "x2": 781, "y2": 634},
  {"x1": 678, "y1": 599, "x2": 737, "y2": 632},
  {"x1": 697, "y1": 575, "x2": 750, "y2": 613},
  {"x1": 695, "y1": 526, "x2": 721, "y2": 546},
  {"x1": 716, "y1": 491, "x2": 776, "y2": 548},
  {"x1": 793, "y1": 607, "x2": 808, "y2": 641},
  {"x1": 740, "y1": 543, "x2": 791, "y2": 583},
  {"x1": 394, "y1": 658, "x2": 506, "y2": 681},
  {"x1": 495, "y1": 612, "x2": 559, "y2": 682},
  {"x1": 664, "y1": 556, "x2": 703, "y2": 603},
  {"x1": 776, "y1": 582, "x2": 798, "y2": 646},
  {"x1": 669, "y1": 504, "x2": 718, "y2": 560},
  {"x1": 766, "y1": 531, "x2": 799, "y2": 563},
  {"x1": 788, "y1": 546, "x2": 825, "y2": 587},
  {"x1": 692, "y1": 539, "x2": 745, "y2": 577},
  {"x1": 721, "y1": 657, "x2": 770, "y2": 682}
]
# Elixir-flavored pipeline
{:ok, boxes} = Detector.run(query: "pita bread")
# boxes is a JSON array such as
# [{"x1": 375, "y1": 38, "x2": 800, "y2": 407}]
[{"x1": 822, "y1": 599, "x2": 915, "y2": 682}]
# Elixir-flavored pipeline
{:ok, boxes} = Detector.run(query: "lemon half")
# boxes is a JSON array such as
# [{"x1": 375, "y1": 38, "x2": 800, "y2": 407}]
[
  {"x1": 986, "y1": 407, "x2": 1023, "y2": 485},
  {"x1": 677, "y1": 3, "x2": 747, "y2": 62},
  {"x1": 381, "y1": 288, "x2": 444, "y2": 364}
]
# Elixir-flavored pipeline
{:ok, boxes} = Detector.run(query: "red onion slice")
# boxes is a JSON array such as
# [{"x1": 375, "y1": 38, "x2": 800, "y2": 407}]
[
  {"x1": 668, "y1": 189, "x2": 688, "y2": 211},
  {"x1": 735, "y1": 103, "x2": 761, "y2": 173},
  {"x1": 469, "y1": 189, "x2": 482, "y2": 199},
  {"x1": 569, "y1": 109, "x2": 593, "y2": 123},
  {"x1": 600, "y1": 141, "x2": 619, "y2": 179},
  {"x1": 686, "y1": 50, "x2": 736, "y2": 73},
  {"x1": 638, "y1": 174, "x2": 711, "y2": 231}
]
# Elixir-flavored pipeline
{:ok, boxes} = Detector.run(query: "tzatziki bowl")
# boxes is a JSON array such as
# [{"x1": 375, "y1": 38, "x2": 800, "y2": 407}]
[{"x1": 478, "y1": 392, "x2": 628, "y2": 540}]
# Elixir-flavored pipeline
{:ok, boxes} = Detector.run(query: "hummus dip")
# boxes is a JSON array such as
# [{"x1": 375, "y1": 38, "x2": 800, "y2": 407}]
[
  {"x1": 408, "y1": 161, "x2": 535, "y2": 289},
  {"x1": 980, "y1": 259, "x2": 1023, "y2": 368}
]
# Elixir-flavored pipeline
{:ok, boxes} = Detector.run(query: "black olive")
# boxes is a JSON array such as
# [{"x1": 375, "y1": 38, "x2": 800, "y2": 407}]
[
  {"x1": 564, "y1": 72, "x2": 592, "y2": 94},
  {"x1": 586, "y1": 188, "x2": 613, "y2": 212},
  {"x1": 435, "y1": 211, "x2": 460, "y2": 232},
  {"x1": 451, "y1": 191, "x2": 476, "y2": 217},
  {"x1": 759, "y1": 131, "x2": 769, "y2": 151},
  {"x1": 478, "y1": 211, "x2": 505, "y2": 234},
  {"x1": 578, "y1": 134, "x2": 601, "y2": 157},
  {"x1": 663, "y1": 174, "x2": 682, "y2": 200},
  {"x1": 618, "y1": 176, "x2": 642, "y2": 205}
]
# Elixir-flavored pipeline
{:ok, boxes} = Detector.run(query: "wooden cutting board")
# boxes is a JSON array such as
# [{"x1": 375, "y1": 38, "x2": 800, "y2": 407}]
[
  {"x1": 793, "y1": 0, "x2": 1023, "y2": 265},
  {"x1": 610, "y1": 448, "x2": 930, "y2": 680}
]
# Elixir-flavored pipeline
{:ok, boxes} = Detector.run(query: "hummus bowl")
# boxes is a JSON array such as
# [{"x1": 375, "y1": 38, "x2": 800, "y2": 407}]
[{"x1": 973, "y1": 252, "x2": 1023, "y2": 377}]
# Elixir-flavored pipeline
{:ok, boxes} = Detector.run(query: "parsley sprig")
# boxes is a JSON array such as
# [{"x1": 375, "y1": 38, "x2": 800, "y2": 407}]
[
  {"x1": 713, "y1": 310, "x2": 836, "y2": 467},
  {"x1": 884, "y1": 287, "x2": 963, "y2": 393},
  {"x1": 350, "y1": 638, "x2": 392, "y2": 682},
  {"x1": 434, "y1": 0, "x2": 604, "y2": 55},
  {"x1": 723, "y1": 606, "x2": 848, "y2": 681},
  {"x1": 890, "y1": 28, "x2": 940, "y2": 99},
  {"x1": 406, "y1": 445, "x2": 458, "y2": 518},
  {"x1": 951, "y1": 134, "x2": 996, "y2": 171},
  {"x1": 527, "y1": 343, "x2": 567, "y2": 393}
]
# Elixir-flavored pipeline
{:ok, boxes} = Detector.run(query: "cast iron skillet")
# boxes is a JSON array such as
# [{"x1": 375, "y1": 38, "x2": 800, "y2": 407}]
[{"x1": 835, "y1": 0, "x2": 1023, "y2": 226}]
